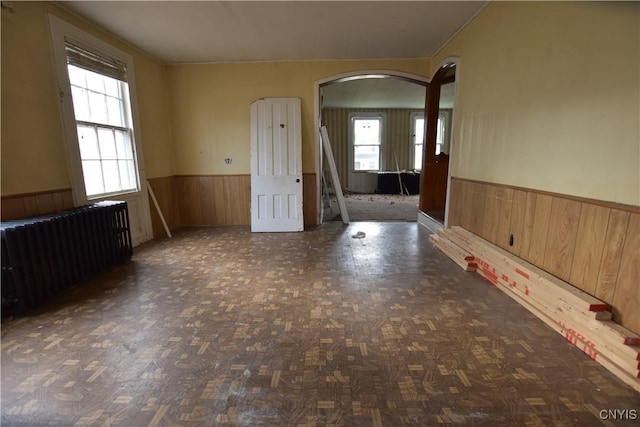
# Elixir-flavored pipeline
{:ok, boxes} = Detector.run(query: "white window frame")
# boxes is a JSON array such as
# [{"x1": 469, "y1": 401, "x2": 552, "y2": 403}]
[
  {"x1": 48, "y1": 15, "x2": 147, "y2": 206},
  {"x1": 437, "y1": 110, "x2": 452, "y2": 155},
  {"x1": 410, "y1": 111, "x2": 425, "y2": 171},
  {"x1": 348, "y1": 112, "x2": 386, "y2": 173}
]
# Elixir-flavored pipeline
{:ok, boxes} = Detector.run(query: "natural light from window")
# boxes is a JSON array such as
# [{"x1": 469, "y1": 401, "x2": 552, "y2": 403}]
[
  {"x1": 68, "y1": 65, "x2": 138, "y2": 197},
  {"x1": 353, "y1": 118, "x2": 381, "y2": 171},
  {"x1": 414, "y1": 117, "x2": 424, "y2": 170}
]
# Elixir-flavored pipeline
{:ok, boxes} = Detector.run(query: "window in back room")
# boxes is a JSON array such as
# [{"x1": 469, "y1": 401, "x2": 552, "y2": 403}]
[
  {"x1": 411, "y1": 112, "x2": 425, "y2": 170},
  {"x1": 352, "y1": 116, "x2": 383, "y2": 171}
]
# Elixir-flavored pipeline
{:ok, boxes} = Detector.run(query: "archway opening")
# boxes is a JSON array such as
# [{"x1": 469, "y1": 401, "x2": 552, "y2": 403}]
[{"x1": 316, "y1": 72, "x2": 428, "y2": 223}]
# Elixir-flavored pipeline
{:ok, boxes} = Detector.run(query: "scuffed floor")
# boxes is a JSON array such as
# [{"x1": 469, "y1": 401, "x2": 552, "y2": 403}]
[{"x1": 2, "y1": 223, "x2": 639, "y2": 426}]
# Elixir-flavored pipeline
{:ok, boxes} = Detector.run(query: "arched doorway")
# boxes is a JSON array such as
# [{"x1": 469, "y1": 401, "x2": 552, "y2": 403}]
[
  {"x1": 419, "y1": 59, "x2": 458, "y2": 228},
  {"x1": 314, "y1": 71, "x2": 429, "y2": 223}
]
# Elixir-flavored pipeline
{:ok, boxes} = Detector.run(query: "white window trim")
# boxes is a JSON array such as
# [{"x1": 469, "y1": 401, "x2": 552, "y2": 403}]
[
  {"x1": 410, "y1": 111, "x2": 425, "y2": 171},
  {"x1": 437, "y1": 109, "x2": 452, "y2": 155},
  {"x1": 348, "y1": 112, "x2": 386, "y2": 173},
  {"x1": 48, "y1": 14, "x2": 148, "y2": 206}
]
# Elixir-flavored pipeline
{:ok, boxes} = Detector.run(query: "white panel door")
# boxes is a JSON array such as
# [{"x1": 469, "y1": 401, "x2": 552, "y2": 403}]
[{"x1": 250, "y1": 98, "x2": 303, "y2": 232}]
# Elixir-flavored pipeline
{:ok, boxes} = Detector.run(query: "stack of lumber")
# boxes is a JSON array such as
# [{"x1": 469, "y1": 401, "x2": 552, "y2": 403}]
[
  {"x1": 431, "y1": 226, "x2": 640, "y2": 392},
  {"x1": 428, "y1": 233, "x2": 477, "y2": 271}
]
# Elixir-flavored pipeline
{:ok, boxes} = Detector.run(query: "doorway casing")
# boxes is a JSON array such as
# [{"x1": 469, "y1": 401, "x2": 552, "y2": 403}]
[
  {"x1": 419, "y1": 57, "x2": 460, "y2": 231},
  {"x1": 314, "y1": 70, "x2": 430, "y2": 225}
]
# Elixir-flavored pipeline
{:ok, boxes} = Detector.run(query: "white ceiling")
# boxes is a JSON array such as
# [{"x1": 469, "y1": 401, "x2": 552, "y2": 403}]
[
  {"x1": 58, "y1": 1, "x2": 487, "y2": 64},
  {"x1": 58, "y1": 1, "x2": 481, "y2": 108}
]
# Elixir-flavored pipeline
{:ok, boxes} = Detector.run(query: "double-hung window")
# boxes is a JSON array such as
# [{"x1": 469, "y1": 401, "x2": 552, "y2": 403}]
[
  {"x1": 49, "y1": 15, "x2": 151, "y2": 246},
  {"x1": 411, "y1": 112, "x2": 425, "y2": 170},
  {"x1": 352, "y1": 115, "x2": 383, "y2": 171},
  {"x1": 65, "y1": 43, "x2": 139, "y2": 198}
]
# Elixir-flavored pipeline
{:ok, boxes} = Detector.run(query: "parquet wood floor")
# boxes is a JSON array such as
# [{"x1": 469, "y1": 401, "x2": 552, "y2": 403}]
[{"x1": 2, "y1": 223, "x2": 639, "y2": 426}]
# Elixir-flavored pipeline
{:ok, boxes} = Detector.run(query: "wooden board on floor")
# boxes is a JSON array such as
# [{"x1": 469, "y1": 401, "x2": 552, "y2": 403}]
[{"x1": 320, "y1": 125, "x2": 349, "y2": 225}]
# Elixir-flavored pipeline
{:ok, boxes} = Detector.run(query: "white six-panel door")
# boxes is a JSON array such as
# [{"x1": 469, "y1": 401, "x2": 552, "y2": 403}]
[{"x1": 250, "y1": 98, "x2": 303, "y2": 232}]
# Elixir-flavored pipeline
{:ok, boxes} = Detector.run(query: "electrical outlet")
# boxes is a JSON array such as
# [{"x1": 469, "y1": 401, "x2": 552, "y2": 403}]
[{"x1": 224, "y1": 158, "x2": 232, "y2": 164}]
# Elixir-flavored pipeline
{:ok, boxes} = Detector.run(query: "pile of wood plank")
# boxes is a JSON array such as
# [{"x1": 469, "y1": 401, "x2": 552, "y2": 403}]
[{"x1": 429, "y1": 226, "x2": 640, "y2": 392}]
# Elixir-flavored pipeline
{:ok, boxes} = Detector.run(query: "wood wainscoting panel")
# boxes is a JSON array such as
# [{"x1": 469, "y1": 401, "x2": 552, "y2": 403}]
[
  {"x1": 460, "y1": 182, "x2": 478, "y2": 234},
  {"x1": 527, "y1": 194, "x2": 553, "y2": 266},
  {"x1": 1, "y1": 188, "x2": 74, "y2": 221},
  {"x1": 496, "y1": 188, "x2": 514, "y2": 251},
  {"x1": 542, "y1": 198, "x2": 581, "y2": 282},
  {"x1": 446, "y1": 178, "x2": 463, "y2": 228},
  {"x1": 447, "y1": 177, "x2": 640, "y2": 334},
  {"x1": 595, "y1": 210, "x2": 630, "y2": 304},
  {"x1": 217, "y1": 175, "x2": 251, "y2": 226},
  {"x1": 172, "y1": 174, "x2": 317, "y2": 228},
  {"x1": 176, "y1": 176, "x2": 204, "y2": 226},
  {"x1": 481, "y1": 185, "x2": 498, "y2": 241},
  {"x1": 489, "y1": 186, "x2": 504, "y2": 244},
  {"x1": 198, "y1": 176, "x2": 217, "y2": 225},
  {"x1": 612, "y1": 213, "x2": 640, "y2": 333},
  {"x1": 507, "y1": 189, "x2": 528, "y2": 256},
  {"x1": 569, "y1": 204, "x2": 610, "y2": 295},
  {"x1": 147, "y1": 176, "x2": 178, "y2": 238},
  {"x1": 174, "y1": 175, "x2": 251, "y2": 227},
  {"x1": 518, "y1": 192, "x2": 538, "y2": 260},
  {"x1": 303, "y1": 173, "x2": 317, "y2": 227}
]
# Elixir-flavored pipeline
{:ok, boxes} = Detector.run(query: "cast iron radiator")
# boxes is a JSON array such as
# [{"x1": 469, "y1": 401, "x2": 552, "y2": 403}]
[{"x1": 1, "y1": 201, "x2": 132, "y2": 312}]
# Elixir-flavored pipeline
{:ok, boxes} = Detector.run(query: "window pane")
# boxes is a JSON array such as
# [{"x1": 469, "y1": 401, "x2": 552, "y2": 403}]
[
  {"x1": 88, "y1": 91, "x2": 108, "y2": 124},
  {"x1": 85, "y1": 70, "x2": 105, "y2": 93},
  {"x1": 71, "y1": 86, "x2": 90, "y2": 122},
  {"x1": 354, "y1": 145, "x2": 379, "y2": 171},
  {"x1": 102, "y1": 160, "x2": 120, "y2": 193},
  {"x1": 119, "y1": 160, "x2": 137, "y2": 190},
  {"x1": 414, "y1": 144, "x2": 423, "y2": 170},
  {"x1": 114, "y1": 130, "x2": 133, "y2": 159},
  {"x1": 98, "y1": 128, "x2": 117, "y2": 159},
  {"x1": 82, "y1": 160, "x2": 105, "y2": 196},
  {"x1": 68, "y1": 65, "x2": 86, "y2": 87},
  {"x1": 77, "y1": 125, "x2": 100, "y2": 160},
  {"x1": 106, "y1": 96, "x2": 124, "y2": 127},
  {"x1": 436, "y1": 117, "x2": 446, "y2": 145},
  {"x1": 415, "y1": 118, "x2": 424, "y2": 144},
  {"x1": 104, "y1": 78, "x2": 120, "y2": 97},
  {"x1": 354, "y1": 119, "x2": 381, "y2": 145}
]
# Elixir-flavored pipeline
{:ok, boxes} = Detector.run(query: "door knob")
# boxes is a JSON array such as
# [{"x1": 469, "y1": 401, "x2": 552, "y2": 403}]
[{"x1": 296, "y1": 178, "x2": 300, "y2": 183}]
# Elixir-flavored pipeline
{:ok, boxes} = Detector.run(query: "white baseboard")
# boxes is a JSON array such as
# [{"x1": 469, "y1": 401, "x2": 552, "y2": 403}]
[{"x1": 417, "y1": 211, "x2": 444, "y2": 234}]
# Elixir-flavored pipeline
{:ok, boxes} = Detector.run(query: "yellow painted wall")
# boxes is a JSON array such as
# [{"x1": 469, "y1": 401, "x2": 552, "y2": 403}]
[
  {"x1": 1, "y1": 1, "x2": 173, "y2": 196},
  {"x1": 167, "y1": 59, "x2": 429, "y2": 175},
  {"x1": 432, "y1": 2, "x2": 640, "y2": 206}
]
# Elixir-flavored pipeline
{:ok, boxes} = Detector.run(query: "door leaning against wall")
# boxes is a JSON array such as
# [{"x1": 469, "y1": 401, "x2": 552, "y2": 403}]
[{"x1": 48, "y1": 15, "x2": 152, "y2": 246}]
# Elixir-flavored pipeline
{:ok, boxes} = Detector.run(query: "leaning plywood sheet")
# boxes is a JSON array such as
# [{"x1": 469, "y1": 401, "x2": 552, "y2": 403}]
[{"x1": 320, "y1": 126, "x2": 349, "y2": 224}]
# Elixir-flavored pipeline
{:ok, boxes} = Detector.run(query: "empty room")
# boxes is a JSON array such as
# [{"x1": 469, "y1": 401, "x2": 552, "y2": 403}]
[{"x1": 1, "y1": 1, "x2": 639, "y2": 425}]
